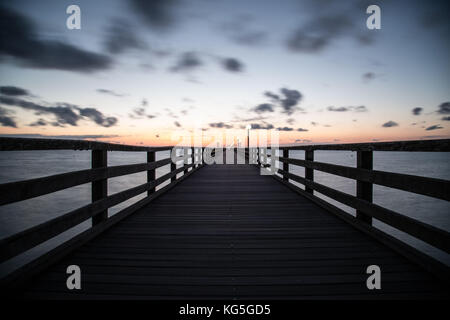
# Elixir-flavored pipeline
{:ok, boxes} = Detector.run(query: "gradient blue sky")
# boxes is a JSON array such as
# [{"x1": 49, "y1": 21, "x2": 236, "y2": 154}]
[{"x1": 0, "y1": 0, "x2": 449, "y2": 145}]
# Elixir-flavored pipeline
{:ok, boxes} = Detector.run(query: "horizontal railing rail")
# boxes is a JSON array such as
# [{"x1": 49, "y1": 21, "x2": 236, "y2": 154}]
[{"x1": 0, "y1": 138, "x2": 204, "y2": 285}]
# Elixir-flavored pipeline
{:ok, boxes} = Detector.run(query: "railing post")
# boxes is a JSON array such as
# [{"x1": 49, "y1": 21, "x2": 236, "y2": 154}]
[
  {"x1": 147, "y1": 151, "x2": 155, "y2": 196},
  {"x1": 171, "y1": 148, "x2": 177, "y2": 183},
  {"x1": 184, "y1": 148, "x2": 190, "y2": 174},
  {"x1": 92, "y1": 150, "x2": 107, "y2": 226},
  {"x1": 305, "y1": 149, "x2": 314, "y2": 194},
  {"x1": 283, "y1": 149, "x2": 289, "y2": 182},
  {"x1": 356, "y1": 150, "x2": 373, "y2": 225}
]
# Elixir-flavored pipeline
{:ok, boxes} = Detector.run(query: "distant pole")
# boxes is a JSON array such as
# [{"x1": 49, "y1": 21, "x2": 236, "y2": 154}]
[{"x1": 246, "y1": 124, "x2": 251, "y2": 163}]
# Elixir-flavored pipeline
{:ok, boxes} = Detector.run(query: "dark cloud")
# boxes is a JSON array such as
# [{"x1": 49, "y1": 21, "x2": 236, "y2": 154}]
[
  {"x1": 327, "y1": 105, "x2": 367, "y2": 112},
  {"x1": 222, "y1": 58, "x2": 244, "y2": 72},
  {"x1": 96, "y1": 89, "x2": 127, "y2": 97},
  {"x1": 129, "y1": 0, "x2": 180, "y2": 30},
  {"x1": 327, "y1": 106, "x2": 348, "y2": 112},
  {"x1": 442, "y1": 116, "x2": 450, "y2": 121},
  {"x1": 221, "y1": 15, "x2": 268, "y2": 47},
  {"x1": 170, "y1": 52, "x2": 203, "y2": 72},
  {"x1": 287, "y1": 14, "x2": 353, "y2": 53},
  {"x1": 297, "y1": 128, "x2": 308, "y2": 132},
  {"x1": 279, "y1": 88, "x2": 303, "y2": 115},
  {"x1": 0, "y1": 106, "x2": 17, "y2": 127},
  {"x1": 311, "y1": 121, "x2": 318, "y2": 126},
  {"x1": 209, "y1": 122, "x2": 233, "y2": 129},
  {"x1": 0, "y1": 96, "x2": 118, "y2": 127},
  {"x1": 253, "y1": 103, "x2": 274, "y2": 114},
  {"x1": 0, "y1": 5, "x2": 112, "y2": 73},
  {"x1": 362, "y1": 72, "x2": 376, "y2": 81},
  {"x1": 286, "y1": 1, "x2": 375, "y2": 54},
  {"x1": 103, "y1": 18, "x2": 147, "y2": 54},
  {"x1": 277, "y1": 127, "x2": 293, "y2": 131},
  {"x1": 437, "y1": 102, "x2": 450, "y2": 114},
  {"x1": 78, "y1": 108, "x2": 118, "y2": 127},
  {"x1": 412, "y1": 107, "x2": 423, "y2": 115},
  {"x1": 286, "y1": 118, "x2": 295, "y2": 125},
  {"x1": 295, "y1": 139, "x2": 312, "y2": 144},
  {"x1": 129, "y1": 106, "x2": 156, "y2": 119},
  {"x1": 174, "y1": 121, "x2": 181, "y2": 127},
  {"x1": 28, "y1": 118, "x2": 47, "y2": 127},
  {"x1": 250, "y1": 123, "x2": 274, "y2": 130},
  {"x1": 382, "y1": 121, "x2": 399, "y2": 128},
  {"x1": 264, "y1": 91, "x2": 280, "y2": 101},
  {"x1": 425, "y1": 125, "x2": 443, "y2": 131},
  {"x1": 0, "y1": 86, "x2": 29, "y2": 96}
]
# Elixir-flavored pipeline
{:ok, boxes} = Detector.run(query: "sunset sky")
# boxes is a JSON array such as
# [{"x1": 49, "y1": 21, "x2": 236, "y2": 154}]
[{"x1": 0, "y1": 0, "x2": 449, "y2": 146}]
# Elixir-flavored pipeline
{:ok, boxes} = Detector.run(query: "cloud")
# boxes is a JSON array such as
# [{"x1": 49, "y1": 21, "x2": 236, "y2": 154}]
[
  {"x1": 279, "y1": 88, "x2": 303, "y2": 115},
  {"x1": 78, "y1": 108, "x2": 118, "y2": 127},
  {"x1": 250, "y1": 123, "x2": 274, "y2": 130},
  {"x1": 220, "y1": 15, "x2": 268, "y2": 47},
  {"x1": 311, "y1": 121, "x2": 318, "y2": 126},
  {"x1": 286, "y1": 118, "x2": 295, "y2": 125},
  {"x1": 264, "y1": 91, "x2": 280, "y2": 101},
  {"x1": 297, "y1": 128, "x2": 308, "y2": 132},
  {"x1": 287, "y1": 14, "x2": 352, "y2": 53},
  {"x1": 28, "y1": 118, "x2": 47, "y2": 127},
  {"x1": 277, "y1": 127, "x2": 293, "y2": 131},
  {"x1": 0, "y1": 5, "x2": 112, "y2": 73},
  {"x1": 103, "y1": 19, "x2": 147, "y2": 55},
  {"x1": 442, "y1": 116, "x2": 450, "y2": 121},
  {"x1": 327, "y1": 106, "x2": 348, "y2": 112},
  {"x1": 437, "y1": 102, "x2": 450, "y2": 114},
  {"x1": 295, "y1": 139, "x2": 312, "y2": 143},
  {"x1": 209, "y1": 122, "x2": 233, "y2": 129},
  {"x1": 174, "y1": 121, "x2": 181, "y2": 127},
  {"x1": 382, "y1": 121, "x2": 399, "y2": 128},
  {"x1": 0, "y1": 106, "x2": 17, "y2": 127},
  {"x1": 412, "y1": 107, "x2": 423, "y2": 115},
  {"x1": 286, "y1": 1, "x2": 375, "y2": 54},
  {"x1": 327, "y1": 105, "x2": 367, "y2": 112},
  {"x1": 362, "y1": 72, "x2": 377, "y2": 82},
  {"x1": 96, "y1": 89, "x2": 127, "y2": 97},
  {"x1": 0, "y1": 86, "x2": 29, "y2": 96},
  {"x1": 129, "y1": 0, "x2": 180, "y2": 30},
  {"x1": 253, "y1": 103, "x2": 274, "y2": 114},
  {"x1": 0, "y1": 95, "x2": 118, "y2": 127},
  {"x1": 222, "y1": 58, "x2": 244, "y2": 72},
  {"x1": 425, "y1": 125, "x2": 443, "y2": 131},
  {"x1": 170, "y1": 52, "x2": 203, "y2": 72},
  {"x1": 129, "y1": 106, "x2": 156, "y2": 119}
]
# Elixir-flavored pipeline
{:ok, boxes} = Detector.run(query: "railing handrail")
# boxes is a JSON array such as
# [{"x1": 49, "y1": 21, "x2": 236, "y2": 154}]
[
  {"x1": 0, "y1": 137, "x2": 173, "y2": 152},
  {"x1": 276, "y1": 139, "x2": 450, "y2": 151}
]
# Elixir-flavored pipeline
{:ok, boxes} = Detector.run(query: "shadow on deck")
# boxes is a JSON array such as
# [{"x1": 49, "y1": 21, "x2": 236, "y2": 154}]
[{"x1": 20, "y1": 164, "x2": 448, "y2": 299}]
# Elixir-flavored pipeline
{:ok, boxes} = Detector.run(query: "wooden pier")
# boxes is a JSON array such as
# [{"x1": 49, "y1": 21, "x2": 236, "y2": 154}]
[{"x1": 0, "y1": 137, "x2": 449, "y2": 299}]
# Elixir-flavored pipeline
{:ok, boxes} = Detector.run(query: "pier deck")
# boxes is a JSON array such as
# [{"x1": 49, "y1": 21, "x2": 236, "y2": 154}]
[{"x1": 20, "y1": 164, "x2": 448, "y2": 299}]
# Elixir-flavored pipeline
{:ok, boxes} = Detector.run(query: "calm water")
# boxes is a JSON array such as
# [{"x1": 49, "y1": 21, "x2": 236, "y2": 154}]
[{"x1": 0, "y1": 149, "x2": 449, "y2": 276}]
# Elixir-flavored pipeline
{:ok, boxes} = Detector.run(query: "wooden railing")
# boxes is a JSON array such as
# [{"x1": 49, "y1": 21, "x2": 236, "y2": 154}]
[
  {"x1": 249, "y1": 139, "x2": 450, "y2": 279},
  {"x1": 0, "y1": 137, "x2": 203, "y2": 285}
]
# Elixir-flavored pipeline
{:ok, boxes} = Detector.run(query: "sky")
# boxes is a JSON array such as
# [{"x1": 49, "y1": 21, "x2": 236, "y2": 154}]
[{"x1": 0, "y1": 0, "x2": 449, "y2": 146}]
